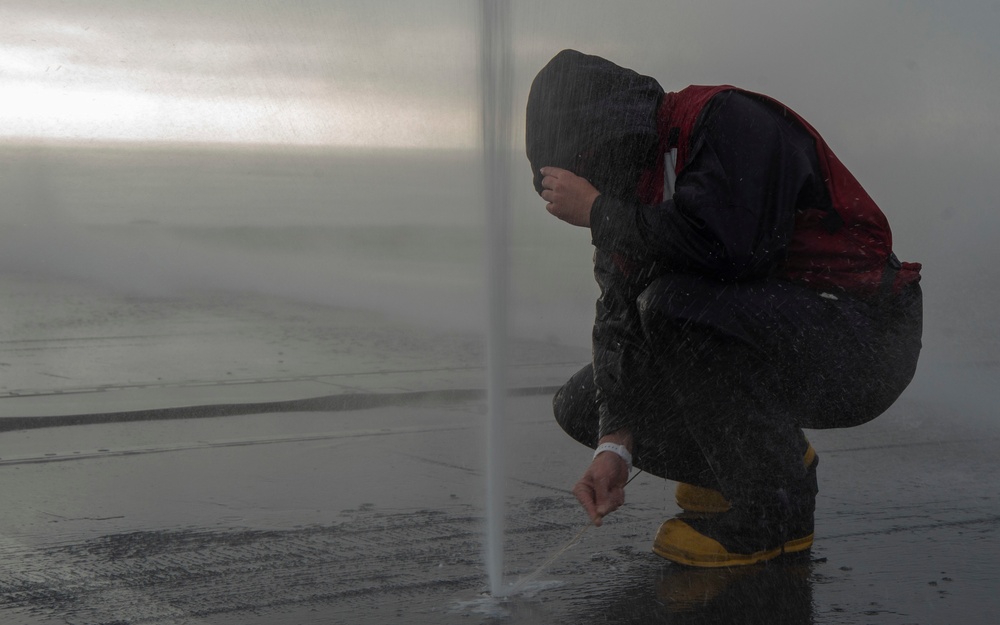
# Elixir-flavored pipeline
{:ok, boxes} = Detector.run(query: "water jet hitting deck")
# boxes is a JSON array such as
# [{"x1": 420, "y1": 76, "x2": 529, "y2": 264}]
[{"x1": 479, "y1": 0, "x2": 513, "y2": 597}]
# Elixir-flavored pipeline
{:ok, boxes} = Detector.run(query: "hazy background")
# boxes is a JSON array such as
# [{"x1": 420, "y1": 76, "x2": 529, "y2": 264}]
[{"x1": 1, "y1": 0, "x2": 998, "y2": 361}]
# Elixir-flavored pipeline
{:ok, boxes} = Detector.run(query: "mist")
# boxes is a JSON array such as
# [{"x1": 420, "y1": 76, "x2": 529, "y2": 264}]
[
  {"x1": 2, "y1": 1, "x2": 998, "y2": 372},
  {"x1": 0, "y1": 143, "x2": 597, "y2": 345}
]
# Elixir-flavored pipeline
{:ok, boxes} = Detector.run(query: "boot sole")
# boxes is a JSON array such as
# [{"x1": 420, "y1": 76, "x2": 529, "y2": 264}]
[{"x1": 652, "y1": 519, "x2": 814, "y2": 568}]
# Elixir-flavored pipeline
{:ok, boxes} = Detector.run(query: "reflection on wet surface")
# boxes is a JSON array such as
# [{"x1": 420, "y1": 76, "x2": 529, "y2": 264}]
[{"x1": 568, "y1": 555, "x2": 816, "y2": 625}]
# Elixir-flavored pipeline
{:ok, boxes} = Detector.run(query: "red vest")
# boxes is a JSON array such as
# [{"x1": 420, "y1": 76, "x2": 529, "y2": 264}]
[{"x1": 644, "y1": 85, "x2": 920, "y2": 296}]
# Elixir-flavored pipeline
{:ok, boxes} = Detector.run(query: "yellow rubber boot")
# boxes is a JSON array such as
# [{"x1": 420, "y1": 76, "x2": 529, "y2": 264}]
[
  {"x1": 652, "y1": 517, "x2": 814, "y2": 568},
  {"x1": 674, "y1": 444, "x2": 817, "y2": 513}
]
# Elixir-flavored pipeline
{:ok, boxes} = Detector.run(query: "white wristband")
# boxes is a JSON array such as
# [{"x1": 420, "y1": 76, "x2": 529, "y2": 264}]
[{"x1": 593, "y1": 442, "x2": 632, "y2": 473}]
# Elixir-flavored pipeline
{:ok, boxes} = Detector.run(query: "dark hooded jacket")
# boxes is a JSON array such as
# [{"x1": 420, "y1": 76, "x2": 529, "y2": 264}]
[
  {"x1": 525, "y1": 50, "x2": 841, "y2": 436},
  {"x1": 526, "y1": 50, "x2": 663, "y2": 197}
]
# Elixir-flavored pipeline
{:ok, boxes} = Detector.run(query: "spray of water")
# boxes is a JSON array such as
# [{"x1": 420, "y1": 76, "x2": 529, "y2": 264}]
[{"x1": 479, "y1": 0, "x2": 512, "y2": 597}]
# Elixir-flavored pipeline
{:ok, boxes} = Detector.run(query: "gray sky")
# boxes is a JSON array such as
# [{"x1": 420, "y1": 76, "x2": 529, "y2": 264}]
[
  {"x1": 0, "y1": 1, "x2": 480, "y2": 146},
  {"x1": 2, "y1": 1, "x2": 998, "y2": 153}
]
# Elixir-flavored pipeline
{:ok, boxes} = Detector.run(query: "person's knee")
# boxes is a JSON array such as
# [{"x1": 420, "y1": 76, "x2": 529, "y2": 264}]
[
  {"x1": 552, "y1": 366, "x2": 600, "y2": 447},
  {"x1": 552, "y1": 384, "x2": 573, "y2": 432}
]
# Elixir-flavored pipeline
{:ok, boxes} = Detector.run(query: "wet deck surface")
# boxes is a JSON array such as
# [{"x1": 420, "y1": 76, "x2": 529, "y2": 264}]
[
  {"x1": 0, "y1": 272, "x2": 998, "y2": 624},
  {"x1": 0, "y1": 386, "x2": 998, "y2": 625}
]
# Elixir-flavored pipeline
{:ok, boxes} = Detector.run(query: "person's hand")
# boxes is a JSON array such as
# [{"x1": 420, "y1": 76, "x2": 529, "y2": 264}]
[
  {"x1": 539, "y1": 166, "x2": 599, "y2": 228},
  {"x1": 572, "y1": 435, "x2": 632, "y2": 526}
]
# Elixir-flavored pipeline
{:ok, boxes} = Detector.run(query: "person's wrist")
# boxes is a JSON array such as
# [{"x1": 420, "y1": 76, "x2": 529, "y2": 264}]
[
  {"x1": 599, "y1": 430, "x2": 633, "y2": 452},
  {"x1": 593, "y1": 442, "x2": 632, "y2": 473}
]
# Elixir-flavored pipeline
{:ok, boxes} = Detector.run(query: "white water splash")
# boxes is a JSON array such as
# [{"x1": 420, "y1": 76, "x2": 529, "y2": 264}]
[{"x1": 452, "y1": 580, "x2": 565, "y2": 618}]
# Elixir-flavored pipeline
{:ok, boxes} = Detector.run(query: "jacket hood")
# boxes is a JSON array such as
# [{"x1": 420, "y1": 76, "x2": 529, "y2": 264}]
[{"x1": 525, "y1": 50, "x2": 663, "y2": 194}]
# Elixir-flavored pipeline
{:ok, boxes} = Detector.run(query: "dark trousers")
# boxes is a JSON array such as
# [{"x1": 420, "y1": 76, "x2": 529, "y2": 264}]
[{"x1": 553, "y1": 274, "x2": 922, "y2": 505}]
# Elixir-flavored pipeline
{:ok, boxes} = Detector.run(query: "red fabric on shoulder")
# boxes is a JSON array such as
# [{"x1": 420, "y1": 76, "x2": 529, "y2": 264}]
[{"x1": 653, "y1": 86, "x2": 920, "y2": 296}]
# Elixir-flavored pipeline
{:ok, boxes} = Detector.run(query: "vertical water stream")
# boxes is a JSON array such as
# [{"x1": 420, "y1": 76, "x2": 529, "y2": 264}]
[{"x1": 479, "y1": 0, "x2": 512, "y2": 597}]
